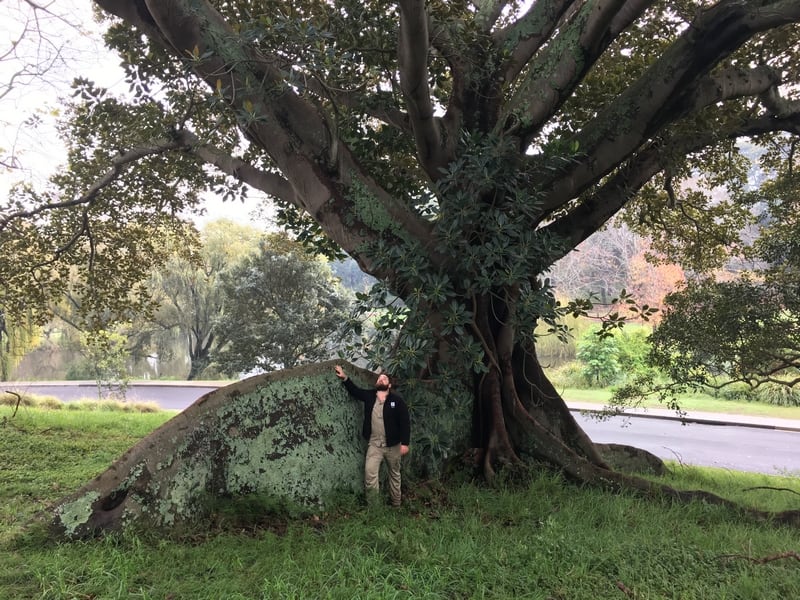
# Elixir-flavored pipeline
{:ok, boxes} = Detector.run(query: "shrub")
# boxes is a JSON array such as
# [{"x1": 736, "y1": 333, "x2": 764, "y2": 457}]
[
  {"x1": 755, "y1": 383, "x2": 800, "y2": 407},
  {"x1": 576, "y1": 327, "x2": 621, "y2": 387},
  {"x1": 615, "y1": 326, "x2": 652, "y2": 375},
  {"x1": 546, "y1": 361, "x2": 593, "y2": 389},
  {"x1": 713, "y1": 381, "x2": 754, "y2": 402},
  {"x1": 0, "y1": 392, "x2": 63, "y2": 409}
]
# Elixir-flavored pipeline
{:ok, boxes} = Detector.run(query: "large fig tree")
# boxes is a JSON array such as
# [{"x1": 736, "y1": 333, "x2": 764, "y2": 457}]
[{"x1": 5, "y1": 0, "x2": 800, "y2": 524}]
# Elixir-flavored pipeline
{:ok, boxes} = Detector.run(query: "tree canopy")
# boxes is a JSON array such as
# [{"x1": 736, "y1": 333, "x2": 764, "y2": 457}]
[{"x1": 2, "y1": 0, "x2": 800, "y2": 517}]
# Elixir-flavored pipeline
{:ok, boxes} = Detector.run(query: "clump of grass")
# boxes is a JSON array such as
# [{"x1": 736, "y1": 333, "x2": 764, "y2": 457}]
[
  {"x1": 0, "y1": 391, "x2": 62, "y2": 410},
  {"x1": 66, "y1": 398, "x2": 162, "y2": 413}
]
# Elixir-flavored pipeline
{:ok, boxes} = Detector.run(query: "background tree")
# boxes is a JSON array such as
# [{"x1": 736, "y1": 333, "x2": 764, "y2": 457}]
[
  {"x1": 550, "y1": 221, "x2": 643, "y2": 304},
  {"x1": 212, "y1": 234, "x2": 353, "y2": 375},
  {"x1": 146, "y1": 219, "x2": 262, "y2": 380},
  {"x1": 637, "y1": 135, "x2": 800, "y2": 401},
  {"x1": 650, "y1": 277, "x2": 800, "y2": 391},
  {"x1": 3, "y1": 0, "x2": 800, "y2": 514},
  {"x1": 0, "y1": 310, "x2": 40, "y2": 380},
  {"x1": 76, "y1": 327, "x2": 130, "y2": 397}
]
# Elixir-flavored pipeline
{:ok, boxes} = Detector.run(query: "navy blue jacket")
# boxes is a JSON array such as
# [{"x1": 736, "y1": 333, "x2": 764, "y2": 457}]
[{"x1": 342, "y1": 378, "x2": 411, "y2": 447}]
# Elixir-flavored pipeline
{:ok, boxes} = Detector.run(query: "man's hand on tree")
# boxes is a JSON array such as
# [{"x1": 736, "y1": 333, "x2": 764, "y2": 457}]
[{"x1": 334, "y1": 365, "x2": 347, "y2": 380}]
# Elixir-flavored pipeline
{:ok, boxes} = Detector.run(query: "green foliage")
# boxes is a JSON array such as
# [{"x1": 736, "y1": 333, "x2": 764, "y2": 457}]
[
  {"x1": 755, "y1": 382, "x2": 800, "y2": 407},
  {"x1": 78, "y1": 329, "x2": 131, "y2": 398},
  {"x1": 212, "y1": 240, "x2": 354, "y2": 374},
  {"x1": 650, "y1": 278, "x2": 800, "y2": 389},
  {"x1": 547, "y1": 361, "x2": 593, "y2": 389},
  {"x1": 576, "y1": 326, "x2": 621, "y2": 386},
  {"x1": 713, "y1": 381, "x2": 754, "y2": 402},
  {"x1": 614, "y1": 325, "x2": 653, "y2": 375},
  {"x1": 145, "y1": 219, "x2": 263, "y2": 380},
  {"x1": 0, "y1": 311, "x2": 41, "y2": 381},
  {"x1": 401, "y1": 379, "x2": 472, "y2": 478},
  {"x1": 574, "y1": 323, "x2": 657, "y2": 389}
]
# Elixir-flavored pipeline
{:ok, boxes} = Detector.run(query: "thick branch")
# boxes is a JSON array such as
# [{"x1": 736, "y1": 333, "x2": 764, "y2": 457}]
[
  {"x1": 542, "y1": 146, "x2": 665, "y2": 256},
  {"x1": 542, "y1": 103, "x2": 800, "y2": 256},
  {"x1": 474, "y1": 0, "x2": 507, "y2": 32},
  {"x1": 684, "y1": 66, "x2": 782, "y2": 114},
  {"x1": 539, "y1": 66, "x2": 787, "y2": 215},
  {"x1": 398, "y1": 0, "x2": 448, "y2": 177},
  {"x1": 500, "y1": 0, "x2": 648, "y2": 141},
  {"x1": 173, "y1": 130, "x2": 296, "y2": 205},
  {"x1": 493, "y1": 0, "x2": 576, "y2": 86},
  {"x1": 542, "y1": 0, "x2": 800, "y2": 205},
  {"x1": 96, "y1": 0, "x2": 440, "y2": 280}
]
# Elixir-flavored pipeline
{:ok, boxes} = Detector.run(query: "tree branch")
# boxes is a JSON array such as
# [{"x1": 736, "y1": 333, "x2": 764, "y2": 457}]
[
  {"x1": 398, "y1": 0, "x2": 447, "y2": 177},
  {"x1": 172, "y1": 130, "x2": 296, "y2": 204},
  {"x1": 500, "y1": 0, "x2": 649, "y2": 142},
  {"x1": 542, "y1": 146, "x2": 664, "y2": 257},
  {"x1": 542, "y1": 99, "x2": 800, "y2": 259},
  {"x1": 292, "y1": 70, "x2": 412, "y2": 134},
  {"x1": 96, "y1": 0, "x2": 440, "y2": 281},
  {"x1": 680, "y1": 66, "x2": 781, "y2": 116},
  {"x1": 494, "y1": 0, "x2": 575, "y2": 87},
  {"x1": 539, "y1": 0, "x2": 800, "y2": 212},
  {"x1": 474, "y1": 0, "x2": 508, "y2": 32},
  {"x1": 0, "y1": 139, "x2": 184, "y2": 233}
]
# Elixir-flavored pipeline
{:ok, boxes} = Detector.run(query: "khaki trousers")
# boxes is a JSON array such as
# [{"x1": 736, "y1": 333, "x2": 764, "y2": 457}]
[{"x1": 365, "y1": 443, "x2": 402, "y2": 506}]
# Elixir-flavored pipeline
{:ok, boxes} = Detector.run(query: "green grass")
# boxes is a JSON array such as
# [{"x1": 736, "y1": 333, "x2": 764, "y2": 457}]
[
  {"x1": 560, "y1": 387, "x2": 800, "y2": 420},
  {"x1": 2, "y1": 407, "x2": 800, "y2": 599}
]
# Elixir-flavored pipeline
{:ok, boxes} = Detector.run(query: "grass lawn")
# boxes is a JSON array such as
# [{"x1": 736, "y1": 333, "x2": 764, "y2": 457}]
[
  {"x1": 559, "y1": 387, "x2": 800, "y2": 420},
  {"x1": 1, "y1": 406, "x2": 799, "y2": 599}
]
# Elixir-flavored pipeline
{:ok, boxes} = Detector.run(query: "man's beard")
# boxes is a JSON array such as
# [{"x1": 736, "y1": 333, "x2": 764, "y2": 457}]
[{"x1": 375, "y1": 383, "x2": 390, "y2": 391}]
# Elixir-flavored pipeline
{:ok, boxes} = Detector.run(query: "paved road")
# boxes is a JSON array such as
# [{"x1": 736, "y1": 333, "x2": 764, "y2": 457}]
[
  {"x1": 2, "y1": 381, "x2": 218, "y2": 411},
  {"x1": 6, "y1": 382, "x2": 799, "y2": 475},
  {"x1": 575, "y1": 412, "x2": 799, "y2": 476}
]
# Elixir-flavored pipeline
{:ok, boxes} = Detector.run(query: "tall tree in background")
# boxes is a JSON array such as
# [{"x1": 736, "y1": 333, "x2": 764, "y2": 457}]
[
  {"x1": 212, "y1": 234, "x2": 353, "y2": 375},
  {"x1": 3, "y1": 0, "x2": 800, "y2": 505},
  {"x1": 148, "y1": 219, "x2": 262, "y2": 379}
]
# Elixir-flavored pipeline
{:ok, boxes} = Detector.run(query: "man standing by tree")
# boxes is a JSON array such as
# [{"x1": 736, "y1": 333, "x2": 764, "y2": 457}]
[{"x1": 335, "y1": 365, "x2": 410, "y2": 507}]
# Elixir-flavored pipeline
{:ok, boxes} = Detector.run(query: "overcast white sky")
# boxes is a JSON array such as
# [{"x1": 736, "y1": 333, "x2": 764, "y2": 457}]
[{"x1": 0, "y1": 0, "x2": 255, "y2": 227}]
